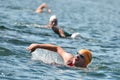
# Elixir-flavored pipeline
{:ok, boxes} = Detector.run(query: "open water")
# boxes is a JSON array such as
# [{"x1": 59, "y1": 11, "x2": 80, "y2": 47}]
[{"x1": 0, "y1": 0, "x2": 120, "y2": 80}]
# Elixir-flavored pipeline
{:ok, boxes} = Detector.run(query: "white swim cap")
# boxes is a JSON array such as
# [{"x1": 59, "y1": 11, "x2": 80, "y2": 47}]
[
  {"x1": 71, "y1": 32, "x2": 80, "y2": 39},
  {"x1": 49, "y1": 15, "x2": 57, "y2": 22}
]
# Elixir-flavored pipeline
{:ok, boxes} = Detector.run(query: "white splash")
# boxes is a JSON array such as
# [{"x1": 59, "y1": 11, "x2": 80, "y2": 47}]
[
  {"x1": 71, "y1": 32, "x2": 81, "y2": 39},
  {"x1": 31, "y1": 49, "x2": 64, "y2": 64}
]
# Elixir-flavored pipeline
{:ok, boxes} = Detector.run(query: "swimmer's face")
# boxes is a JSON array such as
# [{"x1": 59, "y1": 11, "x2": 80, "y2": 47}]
[
  {"x1": 50, "y1": 19, "x2": 58, "y2": 26},
  {"x1": 73, "y1": 54, "x2": 86, "y2": 67}
]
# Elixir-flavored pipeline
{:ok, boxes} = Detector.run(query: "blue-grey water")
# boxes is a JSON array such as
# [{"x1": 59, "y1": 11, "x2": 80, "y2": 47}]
[{"x1": 0, "y1": 0, "x2": 120, "y2": 80}]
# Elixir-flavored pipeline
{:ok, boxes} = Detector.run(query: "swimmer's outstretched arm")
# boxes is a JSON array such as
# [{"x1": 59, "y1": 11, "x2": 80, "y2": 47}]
[
  {"x1": 27, "y1": 44, "x2": 65, "y2": 55},
  {"x1": 27, "y1": 43, "x2": 73, "y2": 63},
  {"x1": 35, "y1": 3, "x2": 51, "y2": 13},
  {"x1": 59, "y1": 29, "x2": 66, "y2": 38}
]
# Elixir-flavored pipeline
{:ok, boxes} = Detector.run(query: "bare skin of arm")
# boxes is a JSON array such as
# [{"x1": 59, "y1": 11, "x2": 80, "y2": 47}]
[
  {"x1": 35, "y1": 3, "x2": 51, "y2": 13},
  {"x1": 59, "y1": 29, "x2": 66, "y2": 38},
  {"x1": 51, "y1": 26, "x2": 66, "y2": 38},
  {"x1": 27, "y1": 44, "x2": 73, "y2": 64}
]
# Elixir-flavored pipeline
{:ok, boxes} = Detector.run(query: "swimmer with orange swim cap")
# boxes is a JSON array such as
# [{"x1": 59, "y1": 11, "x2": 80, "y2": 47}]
[
  {"x1": 27, "y1": 43, "x2": 92, "y2": 68},
  {"x1": 35, "y1": 3, "x2": 51, "y2": 13}
]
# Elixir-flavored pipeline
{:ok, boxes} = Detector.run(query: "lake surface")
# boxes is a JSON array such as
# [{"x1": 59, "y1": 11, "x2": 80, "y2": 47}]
[{"x1": 0, "y1": 0, "x2": 120, "y2": 80}]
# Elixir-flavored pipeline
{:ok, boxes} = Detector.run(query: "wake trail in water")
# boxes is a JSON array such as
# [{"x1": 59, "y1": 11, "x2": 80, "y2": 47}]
[{"x1": 14, "y1": 22, "x2": 46, "y2": 28}]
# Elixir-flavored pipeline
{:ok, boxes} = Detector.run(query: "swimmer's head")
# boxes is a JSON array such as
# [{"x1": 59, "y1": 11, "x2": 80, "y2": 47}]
[
  {"x1": 49, "y1": 15, "x2": 58, "y2": 26},
  {"x1": 49, "y1": 15, "x2": 57, "y2": 22},
  {"x1": 77, "y1": 49, "x2": 92, "y2": 66}
]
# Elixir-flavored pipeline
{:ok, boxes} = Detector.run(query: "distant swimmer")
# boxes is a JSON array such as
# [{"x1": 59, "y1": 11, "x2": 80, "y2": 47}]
[
  {"x1": 46, "y1": 15, "x2": 80, "y2": 38},
  {"x1": 35, "y1": 3, "x2": 51, "y2": 13},
  {"x1": 27, "y1": 43, "x2": 92, "y2": 68}
]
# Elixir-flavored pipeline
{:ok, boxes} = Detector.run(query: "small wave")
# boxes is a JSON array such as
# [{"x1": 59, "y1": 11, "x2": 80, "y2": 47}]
[
  {"x1": 7, "y1": 38, "x2": 28, "y2": 46},
  {"x1": 14, "y1": 22, "x2": 46, "y2": 28},
  {"x1": 0, "y1": 25, "x2": 9, "y2": 30},
  {"x1": 0, "y1": 47, "x2": 14, "y2": 56},
  {"x1": 6, "y1": 6, "x2": 22, "y2": 10}
]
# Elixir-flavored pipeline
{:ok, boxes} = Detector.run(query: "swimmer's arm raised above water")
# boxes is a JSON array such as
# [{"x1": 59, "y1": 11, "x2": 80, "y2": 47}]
[
  {"x1": 59, "y1": 29, "x2": 66, "y2": 38},
  {"x1": 27, "y1": 44, "x2": 64, "y2": 55},
  {"x1": 35, "y1": 3, "x2": 51, "y2": 13},
  {"x1": 27, "y1": 44, "x2": 73, "y2": 63}
]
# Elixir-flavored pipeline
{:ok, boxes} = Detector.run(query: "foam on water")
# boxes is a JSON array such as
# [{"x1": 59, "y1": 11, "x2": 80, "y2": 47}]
[{"x1": 31, "y1": 49, "x2": 64, "y2": 64}]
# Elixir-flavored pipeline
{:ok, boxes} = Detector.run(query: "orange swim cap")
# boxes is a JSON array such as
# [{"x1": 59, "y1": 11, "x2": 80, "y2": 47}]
[{"x1": 78, "y1": 49, "x2": 92, "y2": 66}]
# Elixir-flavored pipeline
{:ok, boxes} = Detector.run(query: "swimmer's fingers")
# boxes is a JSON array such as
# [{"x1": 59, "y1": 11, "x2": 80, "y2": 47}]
[
  {"x1": 27, "y1": 44, "x2": 37, "y2": 53},
  {"x1": 48, "y1": 9, "x2": 51, "y2": 13},
  {"x1": 26, "y1": 47, "x2": 32, "y2": 53},
  {"x1": 27, "y1": 47, "x2": 35, "y2": 53}
]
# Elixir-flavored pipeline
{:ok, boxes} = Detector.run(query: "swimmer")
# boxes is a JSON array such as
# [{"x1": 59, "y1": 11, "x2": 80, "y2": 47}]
[
  {"x1": 27, "y1": 43, "x2": 92, "y2": 68},
  {"x1": 46, "y1": 15, "x2": 73, "y2": 38},
  {"x1": 35, "y1": 3, "x2": 51, "y2": 13}
]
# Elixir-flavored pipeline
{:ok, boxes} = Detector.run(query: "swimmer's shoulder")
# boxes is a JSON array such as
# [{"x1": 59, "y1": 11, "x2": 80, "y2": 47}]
[
  {"x1": 62, "y1": 52, "x2": 73, "y2": 63},
  {"x1": 65, "y1": 52, "x2": 73, "y2": 58}
]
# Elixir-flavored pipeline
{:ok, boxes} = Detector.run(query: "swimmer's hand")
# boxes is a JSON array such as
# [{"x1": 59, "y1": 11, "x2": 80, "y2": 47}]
[
  {"x1": 27, "y1": 44, "x2": 37, "y2": 53},
  {"x1": 48, "y1": 9, "x2": 51, "y2": 13}
]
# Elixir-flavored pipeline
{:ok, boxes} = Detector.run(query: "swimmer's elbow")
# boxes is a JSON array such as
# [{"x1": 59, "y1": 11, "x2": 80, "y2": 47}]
[
  {"x1": 57, "y1": 46, "x2": 65, "y2": 55},
  {"x1": 35, "y1": 10, "x2": 42, "y2": 13}
]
